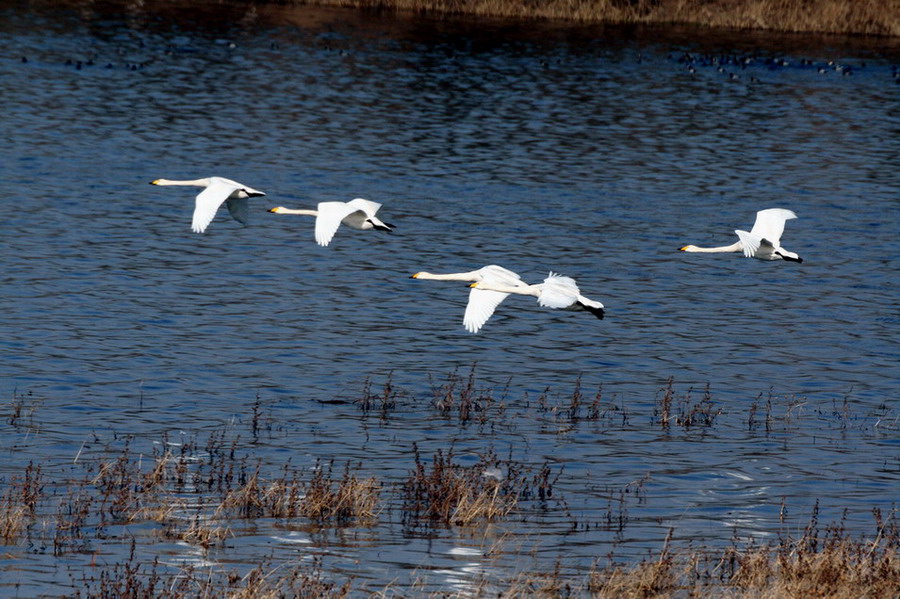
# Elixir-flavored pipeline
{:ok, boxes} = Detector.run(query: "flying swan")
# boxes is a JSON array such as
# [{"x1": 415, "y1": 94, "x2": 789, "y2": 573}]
[
  {"x1": 410, "y1": 265, "x2": 528, "y2": 333},
  {"x1": 150, "y1": 177, "x2": 266, "y2": 234},
  {"x1": 680, "y1": 208, "x2": 803, "y2": 262},
  {"x1": 268, "y1": 199, "x2": 394, "y2": 247},
  {"x1": 469, "y1": 271, "x2": 605, "y2": 325}
]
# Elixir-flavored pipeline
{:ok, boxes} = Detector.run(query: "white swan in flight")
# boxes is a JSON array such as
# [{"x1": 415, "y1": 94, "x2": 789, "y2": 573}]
[
  {"x1": 268, "y1": 199, "x2": 394, "y2": 247},
  {"x1": 411, "y1": 265, "x2": 528, "y2": 333},
  {"x1": 150, "y1": 177, "x2": 266, "y2": 234},
  {"x1": 680, "y1": 208, "x2": 803, "y2": 262},
  {"x1": 469, "y1": 271, "x2": 605, "y2": 324}
]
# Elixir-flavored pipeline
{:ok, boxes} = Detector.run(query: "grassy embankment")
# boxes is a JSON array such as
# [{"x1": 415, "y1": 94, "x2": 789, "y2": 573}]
[{"x1": 289, "y1": 0, "x2": 900, "y2": 36}]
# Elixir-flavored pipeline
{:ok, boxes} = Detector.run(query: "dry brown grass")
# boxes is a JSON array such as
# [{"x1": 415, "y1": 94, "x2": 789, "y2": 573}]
[
  {"x1": 180, "y1": 515, "x2": 232, "y2": 549},
  {"x1": 722, "y1": 527, "x2": 900, "y2": 599},
  {"x1": 655, "y1": 378, "x2": 722, "y2": 430},
  {"x1": 6, "y1": 384, "x2": 899, "y2": 597},
  {"x1": 402, "y1": 445, "x2": 531, "y2": 526},
  {"x1": 217, "y1": 461, "x2": 380, "y2": 522},
  {"x1": 0, "y1": 462, "x2": 42, "y2": 544},
  {"x1": 289, "y1": 0, "x2": 900, "y2": 36},
  {"x1": 68, "y1": 560, "x2": 353, "y2": 599},
  {"x1": 584, "y1": 514, "x2": 900, "y2": 599},
  {"x1": 62, "y1": 518, "x2": 900, "y2": 598},
  {"x1": 300, "y1": 461, "x2": 381, "y2": 522}
]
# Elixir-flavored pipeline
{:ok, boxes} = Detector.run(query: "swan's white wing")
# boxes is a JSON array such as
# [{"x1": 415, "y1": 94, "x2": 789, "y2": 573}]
[
  {"x1": 478, "y1": 265, "x2": 523, "y2": 286},
  {"x1": 463, "y1": 288, "x2": 510, "y2": 333},
  {"x1": 314, "y1": 201, "x2": 360, "y2": 246},
  {"x1": 749, "y1": 208, "x2": 796, "y2": 246},
  {"x1": 225, "y1": 198, "x2": 250, "y2": 225},
  {"x1": 538, "y1": 273, "x2": 579, "y2": 309},
  {"x1": 735, "y1": 229, "x2": 763, "y2": 258},
  {"x1": 192, "y1": 181, "x2": 237, "y2": 233},
  {"x1": 346, "y1": 198, "x2": 382, "y2": 216}
]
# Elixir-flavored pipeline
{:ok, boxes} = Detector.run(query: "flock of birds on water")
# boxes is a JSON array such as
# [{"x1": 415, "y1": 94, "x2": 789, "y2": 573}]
[{"x1": 151, "y1": 176, "x2": 803, "y2": 334}]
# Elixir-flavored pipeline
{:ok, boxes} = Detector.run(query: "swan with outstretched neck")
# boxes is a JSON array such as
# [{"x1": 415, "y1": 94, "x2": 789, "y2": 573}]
[
  {"x1": 150, "y1": 177, "x2": 265, "y2": 234},
  {"x1": 680, "y1": 208, "x2": 803, "y2": 262},
  {"x1": 469, "y1": 272, "x2": 605, "y2": 324},
  {"x1": 411, "y1": 265, "x2": 528, "y2": 333},
  {"x1": 268, "y1": 198, "x2": 394, "y2": 247}
]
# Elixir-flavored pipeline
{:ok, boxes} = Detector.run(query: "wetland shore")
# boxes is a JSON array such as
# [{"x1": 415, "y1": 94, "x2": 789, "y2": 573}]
[{"x1": 288, "y1": 0, "x2": 900, "y2": 36}]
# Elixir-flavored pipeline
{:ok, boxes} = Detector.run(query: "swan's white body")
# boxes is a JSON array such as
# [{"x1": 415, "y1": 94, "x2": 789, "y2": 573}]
[
  {"x1": 268, "y1": 199, "x2": 394, "y2": 247},
  {"x1": 150, "y1": 177, "x2": 266, "y2": 234},
  {"x1": 680, "y1": 208, "x2": 802, "y2": 262},
  {"x1": 411, "y1": 265, "x2": 528, "y2": 333},
  {"x1": 470, "y1": 272, "x2": 605, "y2": 324}
]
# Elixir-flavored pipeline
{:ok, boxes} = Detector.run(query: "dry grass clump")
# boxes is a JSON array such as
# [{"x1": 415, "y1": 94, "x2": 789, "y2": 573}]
[
  {"x1": 0, "y1": 462, "x2": 42, "y2": 543},
  {"x1": 402, "y1": 445, "x2": 547, "y2": 526},
  {"x1": 537, "y1": 377, "x2": 630, "y2": 430},
  {"x1": 178, "y1": 514, "x2": 232, "y2": 549},
  {"x1": 590, "y1": 554, "x2": 680, "y2": 597},
  {"x1": 430, "y1": 365, "x2": 508, "y2": 425},
  {"x1": 218, "y1": 461, "x2": 380, "y2": 523},
  {"x1": 300, "y1": 462, "x2": 380, "y2": 522},
  {"x1": 655, "y1": 378, "x2": 722, "y2": 430},
  {"x1": 357, "y1": 373, "x2": 400, "y2": 419},
  {"x1": 292, "y1": 0, "x2": 900, "y2": 36},
  {"x1": 723, "y1": 510, "x2": 900, "y2": 599},
  {"x1": 5, "y1": 390, "x2": 41, "y2": 429},
  {"x1": 584, "y1": 512, "x2": 900, "y2": 599},
  {"x1": 67, "y1": 559, "x2": 352, "y2": 599},
  {"x1": 225, "y1": 564, "x2": 352, "y2": 599}
]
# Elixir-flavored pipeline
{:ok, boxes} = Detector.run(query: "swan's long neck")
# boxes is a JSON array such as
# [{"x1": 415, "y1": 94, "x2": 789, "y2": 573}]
[
  {"x1": 152, "y1": 178, "x2": 210, "y2": 187},
  {"x1": 681, "y1": 242, "x2": 743, "y2": 253},
  {"x1": 272, "y1": 208, "x2": 318, "y2": 216},
  {"x1": 413, "y1": 271, "x2": 481, "y2": 281}
]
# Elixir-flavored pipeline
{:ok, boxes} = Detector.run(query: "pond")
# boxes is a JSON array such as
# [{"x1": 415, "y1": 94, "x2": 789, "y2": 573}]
[{"x1": 1, "y1": 0, "x2": 898, "y2": 595}]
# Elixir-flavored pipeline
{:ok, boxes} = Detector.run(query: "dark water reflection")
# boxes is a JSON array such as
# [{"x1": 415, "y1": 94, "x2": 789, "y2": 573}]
[{"x1": 1, "y1": 0, "x2": 899, "y2": 594}]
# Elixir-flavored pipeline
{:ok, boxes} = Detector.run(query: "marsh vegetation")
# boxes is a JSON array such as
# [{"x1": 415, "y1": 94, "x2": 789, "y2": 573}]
[{"x1": 3, "y1": 372, "x2": 897, "y2": 596}]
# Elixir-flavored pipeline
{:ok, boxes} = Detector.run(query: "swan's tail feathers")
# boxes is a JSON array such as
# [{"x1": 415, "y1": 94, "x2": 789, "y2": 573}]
[
  {"x1": 370, "y1": 220, "x2": 395, "y2": 233},
  {"x1": 777, "y1": 252, "x2": 804, "y2": 263},
  {"x1": 580, "y1": 302, "x2": 605, "y2": 320}
]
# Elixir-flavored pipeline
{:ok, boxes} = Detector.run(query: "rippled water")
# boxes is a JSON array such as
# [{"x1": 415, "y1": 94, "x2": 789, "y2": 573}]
[{"x1": 1, "y1": 0, "x2": 899, "y2": 595}]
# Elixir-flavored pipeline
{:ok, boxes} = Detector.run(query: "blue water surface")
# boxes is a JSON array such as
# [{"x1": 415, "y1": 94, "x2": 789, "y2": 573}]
[{"x1": 1, "y1": 0, "x2": 898, "y2": 594}]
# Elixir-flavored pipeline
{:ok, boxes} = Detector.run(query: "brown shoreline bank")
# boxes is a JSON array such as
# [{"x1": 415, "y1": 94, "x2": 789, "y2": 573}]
[{"x1": 285, "y1": 0, "x2": 900, "y2": 36}]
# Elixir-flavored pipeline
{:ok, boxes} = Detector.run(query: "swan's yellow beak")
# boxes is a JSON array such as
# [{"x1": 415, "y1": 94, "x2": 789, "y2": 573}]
[
  {"x1": 679, "y1": 246, "x2": 689, "y2": 251},
  {"x1": 267, "y1": 207, "x2": 283, "y2": 213},
  {"x1": 468, "y1": 282, "x2": 479, "y2": 288},
  {"x1": 150, "y1": 179, "x2": 160, "y2": 185},
  {"x1": 410, "y1": 273, "x2": 421, "y2": 279}
]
